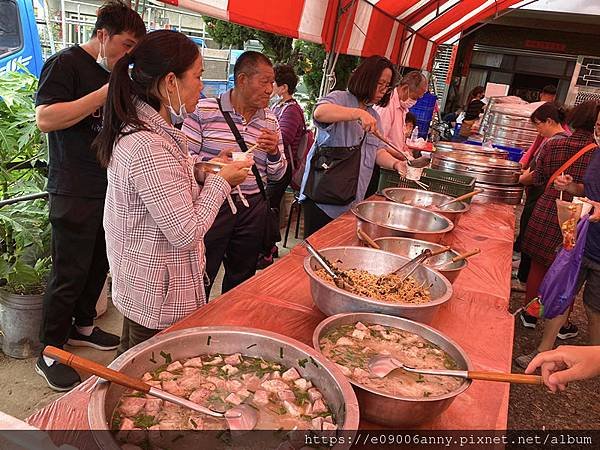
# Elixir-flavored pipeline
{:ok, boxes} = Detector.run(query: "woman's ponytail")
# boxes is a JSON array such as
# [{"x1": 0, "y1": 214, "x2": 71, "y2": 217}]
[{"x1": 94, "y1": 51, "x2": 146, "y2": 168}]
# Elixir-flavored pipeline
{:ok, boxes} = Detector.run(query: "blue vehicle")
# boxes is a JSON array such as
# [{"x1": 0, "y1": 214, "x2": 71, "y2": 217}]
[{"x1": 0, "y1": 0, "x2": 43, "y2": 77}]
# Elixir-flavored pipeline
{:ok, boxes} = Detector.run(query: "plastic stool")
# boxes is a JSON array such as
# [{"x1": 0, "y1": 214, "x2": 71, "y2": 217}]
[{"x1": 284, "y1": 193, "x2": 302, "y2": 247}]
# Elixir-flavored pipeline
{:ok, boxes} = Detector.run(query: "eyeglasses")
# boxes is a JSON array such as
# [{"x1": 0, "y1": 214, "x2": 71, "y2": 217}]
[{"x1": 377, "y1": 80, "x2": 392, "y2": 91}]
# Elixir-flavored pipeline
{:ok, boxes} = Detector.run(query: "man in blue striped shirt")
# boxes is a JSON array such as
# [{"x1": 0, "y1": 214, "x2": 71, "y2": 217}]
[{"x1": 183, "y1": 51, "x2": 287, "y2": 296}]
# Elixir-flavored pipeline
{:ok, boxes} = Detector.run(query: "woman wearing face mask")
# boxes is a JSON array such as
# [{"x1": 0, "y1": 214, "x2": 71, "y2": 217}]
[
  {"x1": 516, "y1": 107, "x2": 600, "y2": 369},
  {"x1": 514, "y1": 101, "x2": 599, "y2": 368},
  {"x1": 93, "y1": 30, "x2": 252, "y2": 353},
  {"x1": 299, "y1": 55, "x2": 403, "y2": 237},
  {"x1": 516, "y1": 103, "x2": 570, "y2": 284}
]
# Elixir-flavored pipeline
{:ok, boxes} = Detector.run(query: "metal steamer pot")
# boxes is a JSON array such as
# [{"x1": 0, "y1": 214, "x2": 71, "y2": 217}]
[
  {"x1": 434, "y1": 141, "x2": 508, "y2": 159},
  {"x1": 372, "y1": 237, "x2": 466, "y2": 284},
  {"x1": 88, "y1": 327, "x2": 360, "y2": 449},
  {"x1": 303, "y1": 246, "x2": 453, "y2": 324},
  {"x1": 381, "y1": 187, "x2": 470, "y2": 226},
  {"x1": 351, "y1": 201, "x2": 454, "y2": 244},
  {"x1": 480, "y1": 103, "x2": 538, "y2": 149},
  {"x1": 431, "y1": 151, "x2": 521, "y2": 185},
  {"x1": 475, "y1": 181, "x2": 524, "y2": 205},
  {"x1": 313, "y1": 313, "x2": 472, "y2": 428}
]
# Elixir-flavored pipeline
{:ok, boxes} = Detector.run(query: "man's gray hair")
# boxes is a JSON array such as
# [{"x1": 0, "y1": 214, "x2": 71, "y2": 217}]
[{"x1": 399, "y1": 70, "x2": 427, "y2": 91}]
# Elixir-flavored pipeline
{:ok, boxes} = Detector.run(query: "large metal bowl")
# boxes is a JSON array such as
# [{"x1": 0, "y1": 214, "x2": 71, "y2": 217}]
[
  {"x1": 303, "y1": 246, "x2": 453, "y2": 324},
  {"x1": 382, "y1": 187, "x2": 470, "y2": 226},
  {"x1": 351, "y1": 200, "x2": 454, "y2": 244},
  {"x1": 88, "y1": 327, "x2": 360, "y2": 449},
  {"x1": 313, "y1": 313, "x2": 472, "y2": 428},
  {"x1": 373, "y1": 237, "x2": 466, "y2": 284}
]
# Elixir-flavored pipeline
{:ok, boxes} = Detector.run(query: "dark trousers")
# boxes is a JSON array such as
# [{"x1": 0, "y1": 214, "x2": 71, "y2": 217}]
[
  {"x1": 117, "y1": 316, "x2": 159, "y2": 356},
  {"x1": 204, "y1": 192, "x2": 267, "y2": 296},
  {"x1": 302, "y1": 197, "x2": 334, "y2": 238},
  {"x1": 261, "y1": 165, "x2": 292, "y2": 253},
  {"x1": 40, "y1": 194, "x2": 109, "y2": 347}
]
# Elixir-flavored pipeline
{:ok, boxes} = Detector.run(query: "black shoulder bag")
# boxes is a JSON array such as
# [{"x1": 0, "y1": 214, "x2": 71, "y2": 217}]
[
  {"x1": 303, "y1": 130, "x2": 367, "y2": 205},
  {"x1": 216, "y1": 98, "x2": 281, "y2": 247}
]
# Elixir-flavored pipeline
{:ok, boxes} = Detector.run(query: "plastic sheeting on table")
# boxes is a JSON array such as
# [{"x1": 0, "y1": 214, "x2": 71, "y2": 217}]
[{"x1": 26, "y1": 201, "x2": 516, "y2": 446}]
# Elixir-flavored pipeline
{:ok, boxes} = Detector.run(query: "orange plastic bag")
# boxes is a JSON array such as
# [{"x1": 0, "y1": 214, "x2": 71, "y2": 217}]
[{"x1": 556, "y1": 199, "x2": 583, "y2": 250}]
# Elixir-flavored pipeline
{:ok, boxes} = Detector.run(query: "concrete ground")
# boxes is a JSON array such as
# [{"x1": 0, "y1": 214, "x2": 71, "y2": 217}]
[{"x1": 0, "y1": 193, "x2": 301, "y2": 421}]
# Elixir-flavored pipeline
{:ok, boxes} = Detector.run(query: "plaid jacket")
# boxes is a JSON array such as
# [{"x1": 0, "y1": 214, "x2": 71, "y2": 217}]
[
  {"x1": 104, "y1": 100, "x2": 231, "y2": 329},
  {"x1": 522, "y1": 130, "x2": 598, "y2": 267}
]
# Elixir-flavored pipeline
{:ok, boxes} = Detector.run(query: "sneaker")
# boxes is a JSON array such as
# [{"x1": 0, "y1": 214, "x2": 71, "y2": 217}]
[
  {"x1": 557, "y1": 322, "x2": 579, "y2": 340},
  {"x1": 35, "y1": 356, "x2": 81, "y2": 392},
  {"x1": 519, "y1": 311, "x2": 538, "y2": 329},
  {"x1": 515, "y1": 350, "x2": 539, "y2": 369},
  {"x1": 67, "y1": 326, "x2": 119, "y2": 350}
]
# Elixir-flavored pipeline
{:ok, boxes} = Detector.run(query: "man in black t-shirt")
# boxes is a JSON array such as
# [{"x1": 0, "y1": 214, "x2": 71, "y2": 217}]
[{"x1": 35, "y1": 1, "x2": 145, "y2": 391}]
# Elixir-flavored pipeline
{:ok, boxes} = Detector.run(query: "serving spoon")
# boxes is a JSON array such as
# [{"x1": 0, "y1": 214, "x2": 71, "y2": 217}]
[
  {"x1": 436, "y1": 189, "x2": 483, "y2": 210},
  {"x1": 430, "y1": 248, "x2": 481, "y2": 270},
  {"x1": 43, "y1": 346, "x2": 258, "y2": 431},
  {"x1": 368, "y1": 355, "x2": 542, "y2": 385}
]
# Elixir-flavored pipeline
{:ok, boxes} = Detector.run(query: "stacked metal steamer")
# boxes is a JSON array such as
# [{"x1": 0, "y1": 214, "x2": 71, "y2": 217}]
[{"x1": 432, "y1": 98, "x2": 539, "y2": 204}]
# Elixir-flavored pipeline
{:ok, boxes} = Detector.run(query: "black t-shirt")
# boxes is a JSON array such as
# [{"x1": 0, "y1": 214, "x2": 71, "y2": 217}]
[
  {"x1": 464, "y1": 99, "x2": 485, "y2": 121},
  {"x1": 36, "y1": 45, "x2": 109, "y2": 198}
]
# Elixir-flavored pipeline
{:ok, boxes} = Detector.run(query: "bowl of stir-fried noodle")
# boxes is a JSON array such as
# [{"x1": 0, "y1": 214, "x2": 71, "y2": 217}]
[{"x1": 303, "y1": 246, "x2": 453, "y2": 324}]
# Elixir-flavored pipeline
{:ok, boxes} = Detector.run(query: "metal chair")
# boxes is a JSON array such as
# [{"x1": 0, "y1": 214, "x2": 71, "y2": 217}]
[{"x1": 283, "y1": 193, "x2": 302, "y2": 247}]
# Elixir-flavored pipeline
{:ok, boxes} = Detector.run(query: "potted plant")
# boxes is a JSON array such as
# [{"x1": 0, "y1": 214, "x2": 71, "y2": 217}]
[{"x1": 0, "y1": 68, "x2": 50, "y2": 358}]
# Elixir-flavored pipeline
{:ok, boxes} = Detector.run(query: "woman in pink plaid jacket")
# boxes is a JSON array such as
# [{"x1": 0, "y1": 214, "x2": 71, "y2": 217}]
[{"x1": 93, "y1": 31, "x2": 251, "y2": 353}]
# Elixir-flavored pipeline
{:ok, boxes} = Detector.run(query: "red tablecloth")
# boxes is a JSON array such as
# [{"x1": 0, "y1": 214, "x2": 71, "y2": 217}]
[{"x1": 26, "y1": 201, "x2": 516, "y2": 446}]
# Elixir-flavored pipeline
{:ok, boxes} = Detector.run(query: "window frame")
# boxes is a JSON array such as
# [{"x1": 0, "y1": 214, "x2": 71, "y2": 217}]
[{"x1": 0, "y1": 0, "x2": 25, "y2": 60}]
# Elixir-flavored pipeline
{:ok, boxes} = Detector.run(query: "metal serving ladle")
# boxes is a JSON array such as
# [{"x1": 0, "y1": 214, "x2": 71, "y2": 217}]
[
  {"x1": 368, "y1": 355, "x2": 543, "y2": 385},
  {"x1": 43, "y1": 346, "x2": 258, "y2": 430}
]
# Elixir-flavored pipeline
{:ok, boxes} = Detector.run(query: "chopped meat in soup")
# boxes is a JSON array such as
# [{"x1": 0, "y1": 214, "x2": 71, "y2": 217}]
[
  {"x1": 112, "y1": 353, "x2": 336, "y2": 439},
  {"x1": 315, "y1": 268, "x2": 431, "y2": 304},
  {"x1": 320, "y1": 322, "x2": 463, "y2": 398}
]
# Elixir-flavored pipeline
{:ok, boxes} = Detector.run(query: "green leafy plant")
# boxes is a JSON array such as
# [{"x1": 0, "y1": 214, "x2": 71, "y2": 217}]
[{"x1": 0, "y1": 68, "x2": 51, "y2": 295}]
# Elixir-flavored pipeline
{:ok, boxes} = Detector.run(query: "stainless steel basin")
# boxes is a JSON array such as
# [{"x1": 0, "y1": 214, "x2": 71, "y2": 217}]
[
  {"x1": 381, "y1": 187, "x2": 470, "y2": 226},
  {"x1": 313, "y1": 313, "x2": 472, "y2": 427},
  {"x1": 373, "y1": 237, "x2": 466, "y2": 284},
  {"x1": 351, "y1": 200, "x2": 454, "y2": 244},
  {"x1": 303, "y1": 246, "x2": 453, "y2": 324},
  {"x1": 88, "y1": 327, "x2": 360, "y2": 448}
]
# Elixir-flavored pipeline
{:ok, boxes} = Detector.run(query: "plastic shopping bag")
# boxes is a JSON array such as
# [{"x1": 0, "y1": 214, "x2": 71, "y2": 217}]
[
  {"x1": 556, "y1": 199, "x2": 583, "y2": 250},
  {"x1": 523, "y1": 215, "x2": 589, "y2": 319}
]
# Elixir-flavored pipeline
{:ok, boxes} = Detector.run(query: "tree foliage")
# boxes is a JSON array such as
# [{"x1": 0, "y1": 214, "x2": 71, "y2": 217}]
[
  {"x1": 202, "y1": 17, "x2": 360, "y2": 107},
  {"x1": 0, "y1": 69, "x2": 51, "y2": 294}
]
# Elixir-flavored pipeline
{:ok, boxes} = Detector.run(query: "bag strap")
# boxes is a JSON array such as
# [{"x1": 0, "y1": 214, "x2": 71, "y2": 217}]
[
  {"x1": 217, "y1": 97, "x2": 268, "y2": 201},
  {"x1": 546, "y1": 143, "x2": 597, "y2": 190}
]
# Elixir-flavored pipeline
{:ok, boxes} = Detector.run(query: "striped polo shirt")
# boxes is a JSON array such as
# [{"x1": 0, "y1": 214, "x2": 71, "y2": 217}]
[{"x1": 182, "y1": 89, "x2": 287, "y2": 195}]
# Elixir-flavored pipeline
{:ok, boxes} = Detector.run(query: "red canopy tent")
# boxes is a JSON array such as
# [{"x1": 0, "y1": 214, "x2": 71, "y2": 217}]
[{"x1": 161, "y1": 0, "x2": 522, "y2": 70}]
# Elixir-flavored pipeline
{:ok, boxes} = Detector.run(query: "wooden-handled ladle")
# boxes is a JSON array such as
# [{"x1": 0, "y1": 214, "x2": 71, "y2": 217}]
[
  {"x1": 431, "y1": 248, "x2": 481, "y2": 270},
  {"x1": 43, "y1": 346, "x2": 258, "y2": 430},
  {"x1": 437, "y1": 189, "x2": 483, "y2": 210},
  {"x1": 368, "y1": 355, "x2": 542, "y2": 385}
]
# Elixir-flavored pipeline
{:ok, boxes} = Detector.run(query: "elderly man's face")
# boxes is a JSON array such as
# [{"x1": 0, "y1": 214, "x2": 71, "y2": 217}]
[{"x1": 238, "y1": 63, "x2": 275, "y2": 109}]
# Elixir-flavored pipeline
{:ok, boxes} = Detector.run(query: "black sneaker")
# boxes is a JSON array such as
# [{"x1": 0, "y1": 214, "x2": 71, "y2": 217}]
[
  {"x1": 557, "y1": 322, "x2": 579, "y2": 340},
  {"x1": 67, "y1": 326, "x2": 119, "y2": 350},
  {"x1": 35, "y1": 356, "x2": 81, "y2": 392},
  {"x1": 519, "y1": 311, "x2": 538, "y2": 329}
]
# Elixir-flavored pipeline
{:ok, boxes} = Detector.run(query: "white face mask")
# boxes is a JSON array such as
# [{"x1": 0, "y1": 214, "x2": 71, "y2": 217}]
[
  {"x1": 96, "y1": 38, "x2": 110, "y2": 72},
  {"x1": 165, "y1": 78, "x2": 187, "y2": 126},
  {"x1": 402, "y1": 98, "x2": 417, "y2": 109}
]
